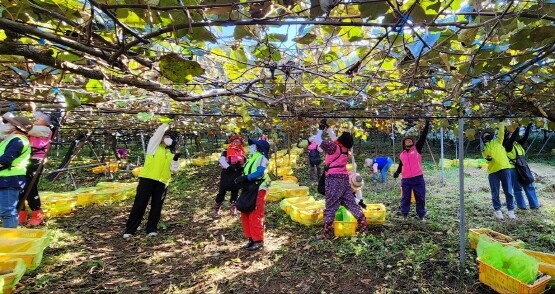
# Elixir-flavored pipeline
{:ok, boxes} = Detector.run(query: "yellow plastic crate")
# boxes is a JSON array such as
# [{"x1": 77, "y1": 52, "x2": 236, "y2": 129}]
[
  {"x1": 0, "y1": 258, "x2": 26, "y2": 294},
  {"x1": 283, "y1": 186, "x2": 309, "y2": 198},
  {"x1": 43, "y1": 198, "x2": 75, "y2": 217},
  {"x1": 0, "y1": 238, "x2": 50, "y2": 271},
  {"x1": 192, "y1": 158, "x2": 210, "y2": 166},
  {"x1": 281, "y1": 175, "x2": 298, "y2": 182},
  {"x1": 0, "y1": 228, "x2": 49, "y2": 240},
  {"x1": 477, "y1": 258, "x2": 551, "y2": 294},
  {"x1": 524, "y1": 250, "x2": 555, "y2": 286},
  {"x1": 363, "y1": 204, "x2": 386, "y2": 224},
  {"x1": 279, "y1": 196, "x2": 315, "y2": 214},
  {"x1": 75, "y1": 190, "x2": 97, "y2": 206},
  {"x1": 266, "y1": 191, "x2": 283, "y2": 202},
  {"x1": 334, "y1": 221, "x2": 357, "y2": 237},
  {"x1": 468, "y1": 228, "x2": 525, "y2": 250},
  {"x1": 298, "y1": 209, "x2": 324, "y2": 226},
  {"x1": 289, "y1": 201, "x2": 325, "y2": 223},
  {"x1": 276, "y1": 167, "x2": 293, "y2": 176}
]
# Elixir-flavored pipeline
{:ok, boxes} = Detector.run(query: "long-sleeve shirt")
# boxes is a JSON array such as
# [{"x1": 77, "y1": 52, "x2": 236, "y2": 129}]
[
  {"x1": 395, "y1": 121, "x2": 430, "y2": 175},
  {"x1": 482, "y1": 124, "x2": 511, "y2": 174},
  {"x1": 503, "y1": 124, "x2": 532, "y2": 153}
]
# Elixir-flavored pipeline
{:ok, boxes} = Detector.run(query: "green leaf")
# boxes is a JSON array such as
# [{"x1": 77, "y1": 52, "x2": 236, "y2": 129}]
[
  {"x1": 234, "y1": 25, "x2": 259, "y2": 40},
  {"x1": 293, "y1": 33, "x2": 316, "y2": 45},
  {"x1": 267, "y1": 33, "x2": 288, "y2": 42},
  {"x1": 137, "y1": 112, "x2": 154, "y2": 121},
  {"x1": 230, "y1": 47, "x2": 248, "y2": 69},
  {"x1": 159, "y1": 53, "x2": 205, "y2": 83},
  {"x1": 509, "y1": 28, "x2": 533, "y2": 50},
  {"x1": 345, "y1": 27, "x2": 365, "y2": 42},
  {"x1": 359, "y1": 1, "x2": 389, "y2": 19},
  {"x1": 324, "y1": 51, "x2": 339, "y2": 63},
  {"x1": 530, "y1": 26, "x2": 555, "y2": 42},
  {"x1": 85, "y1": 79, "x2": 107, "y2": 95}
]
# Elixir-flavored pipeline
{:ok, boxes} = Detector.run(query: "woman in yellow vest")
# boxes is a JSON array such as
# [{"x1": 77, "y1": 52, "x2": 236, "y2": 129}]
[
  {"x1": 0, "y1": 114, "x2": 32, "y2": 228},
  {"x1": 482, "y1": 122, "x2": 515, "y2": 220},
  {"x1": 123, "y1": 124, "x2": 180, "y2": 238},
  {"x1": 234, "y1": 137, "x2": 270, "y2": 251},
  {"x1": 503, "y1": 122, "x2": 540, "y2": 210}
]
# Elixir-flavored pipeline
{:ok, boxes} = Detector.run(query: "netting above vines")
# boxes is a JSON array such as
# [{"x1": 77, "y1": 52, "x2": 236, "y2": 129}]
[{"x1": 1, "y1": 0, "x2": 555, "y2": 131}]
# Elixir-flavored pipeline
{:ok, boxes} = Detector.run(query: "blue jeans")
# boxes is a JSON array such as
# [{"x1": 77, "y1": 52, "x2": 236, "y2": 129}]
[
  {"x1": 509, "y1": 168, "x2": 540, "y2": 209},
  {"x1": 373, "y1": 158, "x2": 394, "y2": 183},
  {"x1": 0, "y1": 188, "x2": 21, "y2": 228},
  {"x1": 488, "y1": 169, "x2": 514, "y2": 211}
]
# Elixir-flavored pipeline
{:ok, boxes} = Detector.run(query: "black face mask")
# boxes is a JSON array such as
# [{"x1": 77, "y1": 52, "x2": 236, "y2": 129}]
[
  {"x1": 483, "y1": 134, "x2": 492, "y2": 142},
  {"x1": 405, "y1": 144, "x2": 414, "y2": 150}
]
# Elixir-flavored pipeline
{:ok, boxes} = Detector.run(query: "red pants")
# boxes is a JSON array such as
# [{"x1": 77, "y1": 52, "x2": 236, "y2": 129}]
[{"x1": 240, "y1": 190, "x2": 266, "y2": 242}]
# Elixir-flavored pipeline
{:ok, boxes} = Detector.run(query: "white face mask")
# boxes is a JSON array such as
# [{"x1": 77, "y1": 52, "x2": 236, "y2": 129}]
[
  {"x1": 163, "y1": 138, "x2": 173, "y2": 146},
  {"x1": 0, "y1": 124, "x2": 14, "y2": 134},
  {"x1": 249, "y1": 144, "x2": 257, "y2": 154}
]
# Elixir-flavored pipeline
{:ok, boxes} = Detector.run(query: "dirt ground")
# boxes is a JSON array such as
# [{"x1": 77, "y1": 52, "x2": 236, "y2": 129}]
[{"x1": 14, "y1": 160, "x2": 555, "y2": 293}]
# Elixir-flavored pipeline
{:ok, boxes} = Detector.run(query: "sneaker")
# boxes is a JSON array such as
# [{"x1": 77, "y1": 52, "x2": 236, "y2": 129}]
[
  {"x1": 18, "y1": 210, "x2": 28, "y2": 225},
  {"x1": 242, "y1": 238, "x2": 254, "y2": 249},
  {"x1": 419, "y1": 216, "x2": 426, "y2": 222},
  {"x1": 230, "y1": 202, "x2": 238, "y2": 216},
  {"x1": 123, "y1": 233, "x2": 132, "y2": 239},
  {"x1": 147, "y1": 232, "x2": 158, "y2": 237},
  {"x1": 507, "y1": 210, "x2": 516, "y2": 220},
  {"x1": 246, "y1": 241, "x2": 263, "y2": 251},
  {"x1": 402, "y1": 215, "x2": 408, "y2": 221},
  {"x1": 213, "y1": 203, "x2": 222, "y2": 218},
  {"x1": 494, "y1": 210, "x2": 504, "y2": 220}
]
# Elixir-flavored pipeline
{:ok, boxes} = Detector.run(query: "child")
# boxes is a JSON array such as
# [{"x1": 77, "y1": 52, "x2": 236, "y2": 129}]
[
  {"x1": 349, "y1": 172, "x2": 366, "y2": 208},
  {"x1": 18, "y1": 111, "x2": 52, "y2": 226},
  {"x1": 214, "y1": 135, "x2": 246, "y2": 217}
]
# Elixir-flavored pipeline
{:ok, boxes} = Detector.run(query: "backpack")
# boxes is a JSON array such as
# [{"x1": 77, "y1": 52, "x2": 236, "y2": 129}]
[
  {"x1": 308, "y1": 148, "x2": 321, "y2": 165},
  {"x1": 510, "y1": 148, "x2": 534, "y2": 185}
]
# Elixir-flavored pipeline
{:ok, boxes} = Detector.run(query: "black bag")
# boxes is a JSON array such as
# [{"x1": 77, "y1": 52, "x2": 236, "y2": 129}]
[
  {"x1": 308, "y1": 148, "x2": 321, "y2": 166},
  {"x1": 317, "y1": 146, "x2": 348, "y2": 195},
  {"x1": 236, "y1": 180, "x2": 262, "y2": 213},
  {"x1": 511, "y1": 148, "x2": 534, "y2": 185}
]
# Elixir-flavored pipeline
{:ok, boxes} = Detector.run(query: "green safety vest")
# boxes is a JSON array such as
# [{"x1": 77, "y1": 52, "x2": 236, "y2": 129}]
[
  {"x1": 506, "y1": 142, "x2": 525, "y2": 168},
  {"x1": 0, "y1": 134, "x2": 31, "y2": 177},
  {"x1": 139, "y1": 145, "x2": 173, "y2": 185},
  {"x1": 243, "y1": 151, "x2": 269, "y2": 186}
]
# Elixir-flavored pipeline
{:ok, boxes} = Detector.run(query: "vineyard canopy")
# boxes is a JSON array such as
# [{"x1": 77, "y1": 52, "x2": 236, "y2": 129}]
[{"x1": 1, "y1": 0, "x2": 555, "y2": 134}]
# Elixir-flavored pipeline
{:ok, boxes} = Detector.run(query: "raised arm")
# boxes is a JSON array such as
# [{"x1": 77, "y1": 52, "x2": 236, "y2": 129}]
[
  {"x1": 415, "y1": 120, "x2": 430, "y2": 153},
  {"x1": 503, "y1": 128, "x2": 518, "y2": 152},
  {"x1": 517, "y1": 123, "x2": 533, "y2": 145},
  {"x1": 496, "y1": 123, "x2": 505, "y2": 144},
  {"x1": 146, "y1": 124, "x2": 169, "y2": 155}
]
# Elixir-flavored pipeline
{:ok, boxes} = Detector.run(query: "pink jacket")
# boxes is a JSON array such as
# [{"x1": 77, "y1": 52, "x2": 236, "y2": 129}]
[
  {"x1": 399, "y1": 145, "x2": 423, "y2": 178},
  {"x1": 28, "y1": 125, "x2": 52, "y2": 159}
]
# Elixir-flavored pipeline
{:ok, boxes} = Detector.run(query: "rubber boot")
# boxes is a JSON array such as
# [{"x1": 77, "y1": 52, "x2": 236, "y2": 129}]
[
  {"x1": 18, "y1": 210, "x2": 28, "y2": 225},
  {"x1": 316, "y1": 165, "x2": 322, "y2": 179},
  {"x1": 213, "y1": 203, "x2": 222, "y2": 218},
  {"x1": 230, "y1": 202, "x2": 238, "y2": 216},
  {"x1": 28, "y1": 209, "x2": 44, "y2": 226}
]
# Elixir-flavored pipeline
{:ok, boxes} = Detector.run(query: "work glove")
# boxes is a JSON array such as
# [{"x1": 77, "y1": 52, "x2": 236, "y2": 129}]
[
  {"x1": 234, "y1": 175, "x2": 248, "y2": 184},
  {"x1": 318, "y1": 119, "x2": 329, "y2": 130},
  {"x1": 485, "y1": 156, "x2": 492, "y2": 162},
  {"x1": 173, "y1": 153, "x2": 182, "y2": 161},
  {"x1": 393, "y1": 172, "x2": 400, "y2": 179}
]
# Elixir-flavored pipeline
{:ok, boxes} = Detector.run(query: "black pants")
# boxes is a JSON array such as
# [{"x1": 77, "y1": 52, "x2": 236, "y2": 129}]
[
  {"x1": 215, "y1": 168, "x2": 242, "y2": 204},
  {"x1": 124, "y1": 177, "x2": 167, "y2": 234},
  {"x1": 18, "y1": 159, "x2": 42, "y2": 211}
]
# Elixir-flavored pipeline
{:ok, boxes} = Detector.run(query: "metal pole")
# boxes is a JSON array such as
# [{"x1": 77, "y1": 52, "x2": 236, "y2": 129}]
[
  {"x1": 536, "y1": 131, "x2": 553, "y2": 155},
  {"x1": 140, "y1": 133, "x2": 146, "y2": 157},
  {"x1": 391, "y1": 119, "x2": 395, "y2": 164},
  {"x1": 440, "y1": 127, "x2": 445, "y2": 185},
  {"x1": 458, "y1": 118, "x2": 466, "y2": 271}
]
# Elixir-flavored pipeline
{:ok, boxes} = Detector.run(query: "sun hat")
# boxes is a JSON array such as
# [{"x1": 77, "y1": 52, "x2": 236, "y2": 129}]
[{"x1": 349, "y1": 173, "x2": 364, "y2": 191}]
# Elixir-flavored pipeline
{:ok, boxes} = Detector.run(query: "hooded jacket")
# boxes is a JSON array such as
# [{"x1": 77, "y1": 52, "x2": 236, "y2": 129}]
[{"x1": 482, "y1": 124, "x2": 511, "y2": 174}]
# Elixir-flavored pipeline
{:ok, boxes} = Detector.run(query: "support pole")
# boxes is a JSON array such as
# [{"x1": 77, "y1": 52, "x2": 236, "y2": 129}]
[
  {"x1": 537, "y1": 131, "x2": 553, "y2": 155},
  {"x1": 458, "y1": 118, "x2": 466, "y2": 271},
  {"x1": 440, "y1": 127, "x2": 445, "y2": 185}
]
